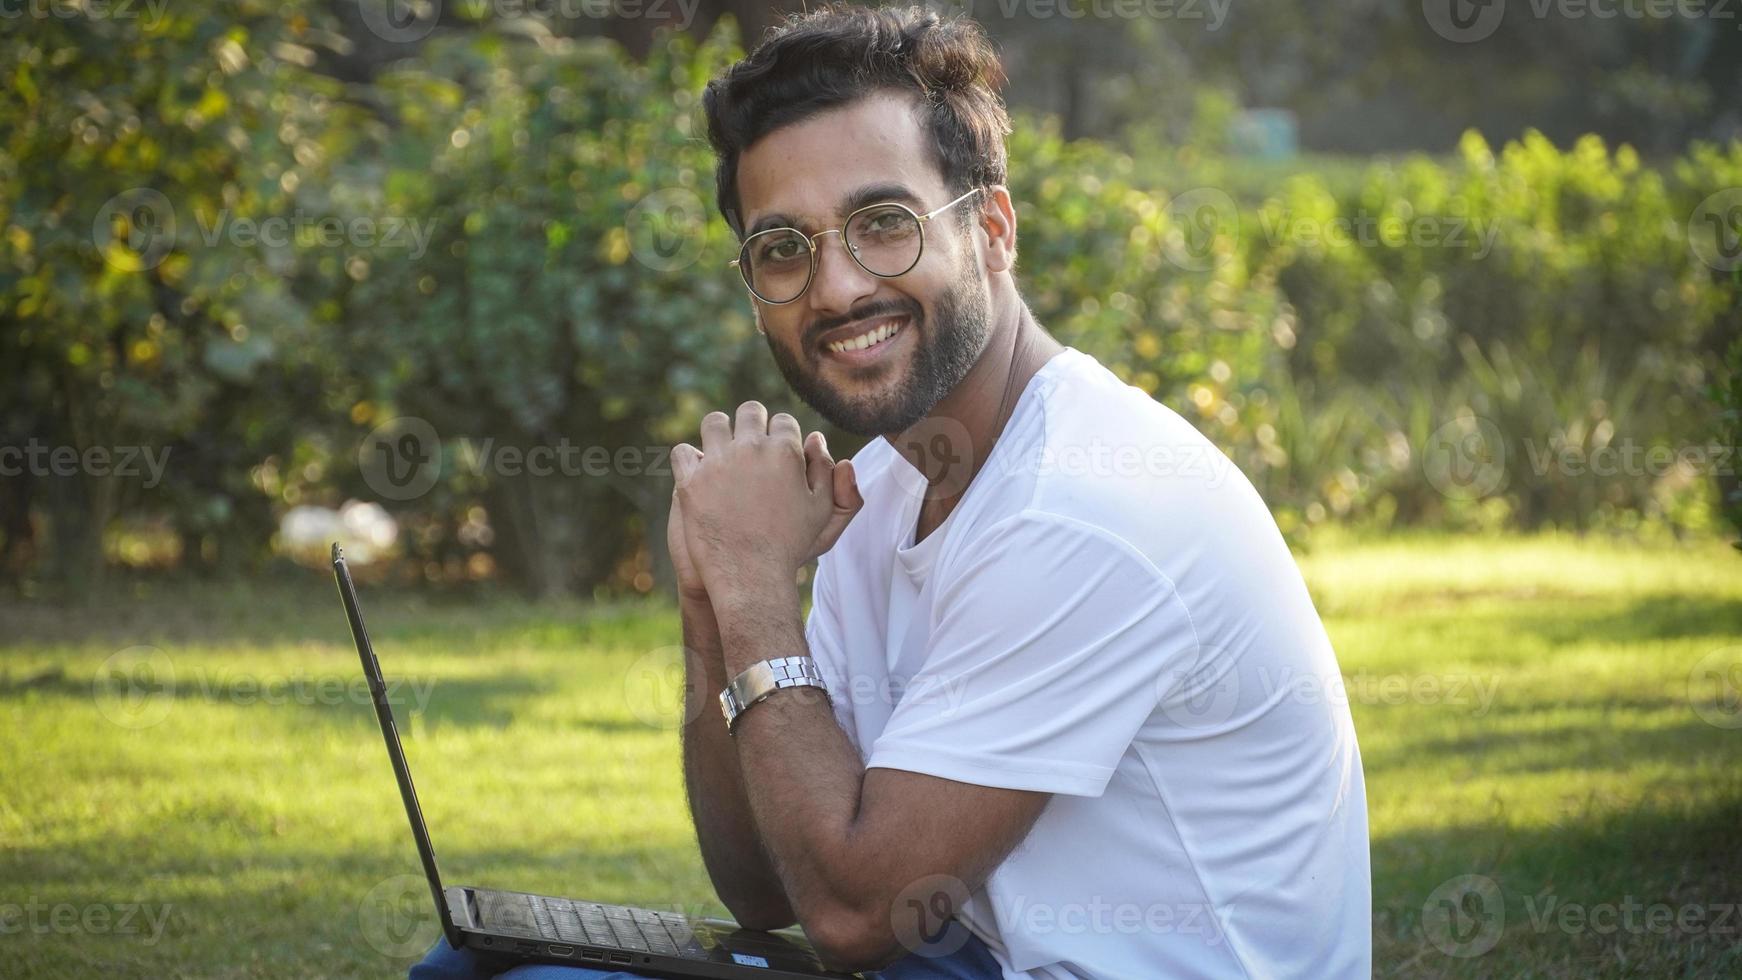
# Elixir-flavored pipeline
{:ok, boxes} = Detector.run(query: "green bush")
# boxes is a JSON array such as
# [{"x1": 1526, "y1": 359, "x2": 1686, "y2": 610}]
[
  {"x1": 1010, "y1": 120, "x2": 1740, "y2": 537},
  {"x1": 6, "y1": 14, "x2": 1738, "y2": 593}
]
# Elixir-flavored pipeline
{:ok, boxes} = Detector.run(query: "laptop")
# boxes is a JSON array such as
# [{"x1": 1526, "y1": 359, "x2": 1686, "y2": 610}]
[{"x1": 332, "y1": 543, "x2": 859, "y2": 979}]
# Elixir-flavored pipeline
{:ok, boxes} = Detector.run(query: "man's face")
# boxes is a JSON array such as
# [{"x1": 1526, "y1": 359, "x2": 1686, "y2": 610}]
[{"x1": 735, "y1": 91, "x2": 993, "y2": 437}]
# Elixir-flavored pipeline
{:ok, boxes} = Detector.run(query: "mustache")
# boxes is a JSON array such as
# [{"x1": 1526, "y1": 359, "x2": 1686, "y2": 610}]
[{"x1": 804, "y1": 298, "x2": 921, "y2": 350}]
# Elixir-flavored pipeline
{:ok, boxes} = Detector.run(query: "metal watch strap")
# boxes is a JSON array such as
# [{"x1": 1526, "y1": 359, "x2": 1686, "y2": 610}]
[{"x1": 719, "y1": 656, "x2": 829, "y2": 734}]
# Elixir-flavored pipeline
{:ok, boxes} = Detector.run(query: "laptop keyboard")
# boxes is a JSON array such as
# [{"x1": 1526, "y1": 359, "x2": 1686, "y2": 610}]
[{"x1": 525, "y1": 896, "x2": 694, "y2": 955}]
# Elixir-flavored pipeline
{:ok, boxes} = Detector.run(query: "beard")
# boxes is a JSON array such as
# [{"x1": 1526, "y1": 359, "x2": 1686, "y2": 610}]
[{"x1": 765, "y1": 265, "x2": 992, "y2": 438}]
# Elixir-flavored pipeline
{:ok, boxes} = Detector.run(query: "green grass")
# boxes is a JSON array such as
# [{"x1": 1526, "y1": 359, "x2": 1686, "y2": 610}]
[{"x1": 2, "y1": 534, "x2": 1740, "y2": 978}]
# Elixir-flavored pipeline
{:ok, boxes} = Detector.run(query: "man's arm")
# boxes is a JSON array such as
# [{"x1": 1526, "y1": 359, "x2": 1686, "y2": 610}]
[
  {"x1": 679, "y1": 593, "x2": 797, "y2": 929},
  {"x1": 712, "y1": 586, "x2": 1050, "y2": 971},
  {"x1": 669, "y1": 403, "x2": 1052, "y2": 970}
]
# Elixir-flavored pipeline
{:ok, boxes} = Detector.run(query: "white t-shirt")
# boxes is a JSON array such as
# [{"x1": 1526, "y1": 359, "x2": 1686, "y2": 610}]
[{"x1": 804, "y1": 347, "x2": 1370, "y2": 979}]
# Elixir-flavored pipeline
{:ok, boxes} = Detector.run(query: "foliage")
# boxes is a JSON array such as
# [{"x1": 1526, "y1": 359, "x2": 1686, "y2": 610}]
[
  {"x1": 5, "y1": 13, "x2": 1740, "y2": 594},
  {"x1": 1009, "y1": 121, "x2": 1740, "y2": 538},
  {"x1": 331, "y1": 27, "x2": 770, "y2": 596}
]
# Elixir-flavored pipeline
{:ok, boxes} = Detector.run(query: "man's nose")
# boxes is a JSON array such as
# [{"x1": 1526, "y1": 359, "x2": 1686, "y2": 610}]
[{"x1": 806, "y1": 232, "x2": 879, "y2": 314}]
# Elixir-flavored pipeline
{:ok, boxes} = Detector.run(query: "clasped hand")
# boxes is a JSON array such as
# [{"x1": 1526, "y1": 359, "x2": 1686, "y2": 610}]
[{"x1": 667, "y1": 401, "x2": 862, "y2": 607}]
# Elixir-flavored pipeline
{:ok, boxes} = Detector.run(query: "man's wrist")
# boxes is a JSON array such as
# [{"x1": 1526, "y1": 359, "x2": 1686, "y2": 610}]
[{"x1": 710, "y1": 580, "x2": 804, "y2": 675}]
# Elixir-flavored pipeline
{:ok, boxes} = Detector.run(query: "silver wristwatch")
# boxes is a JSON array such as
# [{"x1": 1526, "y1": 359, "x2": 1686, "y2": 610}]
[{"x1": 719, "y1": 656, "x2": 830, "y2": 734}]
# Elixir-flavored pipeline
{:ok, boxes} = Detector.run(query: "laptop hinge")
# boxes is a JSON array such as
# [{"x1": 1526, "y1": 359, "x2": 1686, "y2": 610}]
[{"x1": 447, "y1": 886, "x2": 480, "y2": 930}]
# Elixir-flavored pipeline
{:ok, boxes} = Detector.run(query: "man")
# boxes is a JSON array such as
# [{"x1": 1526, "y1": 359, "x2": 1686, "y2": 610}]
[{"x1": 414, "y1": 5, "x2": 1369, "y2": 979}]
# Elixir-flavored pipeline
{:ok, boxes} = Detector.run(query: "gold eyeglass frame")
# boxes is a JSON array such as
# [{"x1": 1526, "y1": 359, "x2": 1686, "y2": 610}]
[{"x1": 728, "y1": 186, "x2": 984, "y2": 305}]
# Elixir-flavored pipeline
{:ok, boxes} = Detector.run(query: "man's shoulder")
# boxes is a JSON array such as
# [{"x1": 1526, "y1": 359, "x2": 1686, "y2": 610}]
[{"x1": 1013, "y1": 350, "x2": 1247, "y2": 536}]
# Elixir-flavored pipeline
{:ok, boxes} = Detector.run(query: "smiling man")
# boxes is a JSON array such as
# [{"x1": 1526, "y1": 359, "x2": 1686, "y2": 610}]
[
  {"x1": 413, "y1": 5, "x2": 1368, "y2": 980},
  {"x1": 669, "y1": 4, "x2": 1370, "y2": 978}
]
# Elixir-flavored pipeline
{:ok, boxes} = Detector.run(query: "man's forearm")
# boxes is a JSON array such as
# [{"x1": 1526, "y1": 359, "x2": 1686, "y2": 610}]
[
  {"x1": 678, "y1": 594, "x2": 795, "y2": 929},
  {"x1": 711, "y1": 587, "x2": 891, "y2": 959}
]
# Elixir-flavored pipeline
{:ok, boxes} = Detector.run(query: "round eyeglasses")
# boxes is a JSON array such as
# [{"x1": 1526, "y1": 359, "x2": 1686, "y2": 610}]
[{"x1": 729, "y1": 187, "x2": 984, "y2": 305}]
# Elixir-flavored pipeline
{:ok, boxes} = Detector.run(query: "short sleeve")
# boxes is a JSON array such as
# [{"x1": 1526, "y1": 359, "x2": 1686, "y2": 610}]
[
  {"x1": 865, "y1": 511, "x2": 1199, "y2": 797},
  {"x1": 804, "y1": 553, "x2": 859, "y2": 742}
]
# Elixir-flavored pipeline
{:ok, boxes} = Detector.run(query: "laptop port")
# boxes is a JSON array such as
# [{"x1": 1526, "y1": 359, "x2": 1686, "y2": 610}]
[
  {"x1": 608, "y1": 952, "x2": 631, "y2": 965},
  {"x1": 546, "y1": 945, "x2": 574, "y2": 957},
  {"x1": 580, "y1": 950, "x2": 604, "y2": 962}
]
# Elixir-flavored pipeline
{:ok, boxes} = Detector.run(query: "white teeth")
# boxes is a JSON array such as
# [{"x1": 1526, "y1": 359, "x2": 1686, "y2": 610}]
[{"x1": 828, "y1": 318, "x2": 903, "y2": 354}]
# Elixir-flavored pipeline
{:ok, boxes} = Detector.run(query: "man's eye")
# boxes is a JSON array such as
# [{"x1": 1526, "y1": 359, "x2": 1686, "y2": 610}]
[{"x1": 758, "y1": 237, "x2": 806, "y2": 263}]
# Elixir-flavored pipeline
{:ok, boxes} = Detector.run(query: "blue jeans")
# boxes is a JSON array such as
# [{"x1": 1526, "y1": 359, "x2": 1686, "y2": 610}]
[{"x1": 408, "y1": 926, "x2": 1002, "y2": 980}]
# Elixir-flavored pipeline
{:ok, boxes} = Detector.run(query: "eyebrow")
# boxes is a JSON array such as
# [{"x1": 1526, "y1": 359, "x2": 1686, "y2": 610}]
[{"x1": 745, "y1": 182, "x2": 925, "y2": 238}]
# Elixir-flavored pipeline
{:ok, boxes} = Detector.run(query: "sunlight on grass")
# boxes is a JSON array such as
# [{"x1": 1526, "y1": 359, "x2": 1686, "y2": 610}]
[{"x1": 2, "y1": 534, "x2": 1739, "y2": 978}]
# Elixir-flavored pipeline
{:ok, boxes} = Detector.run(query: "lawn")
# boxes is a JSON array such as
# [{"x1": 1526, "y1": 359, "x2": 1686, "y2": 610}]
[{"x1": 2, "y1": 533, "x2": 1739, "y2": 978}]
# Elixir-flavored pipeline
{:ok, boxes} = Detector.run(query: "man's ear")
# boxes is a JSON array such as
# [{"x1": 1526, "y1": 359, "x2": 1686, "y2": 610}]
[{"x1": 978, "y1": 184, "x2": 1017, "y2": 275}]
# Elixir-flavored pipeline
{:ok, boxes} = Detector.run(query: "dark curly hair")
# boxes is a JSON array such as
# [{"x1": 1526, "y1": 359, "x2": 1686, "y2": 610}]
[{"x1": 702, "y1": 3, "x2": 1011, "y2": 238}]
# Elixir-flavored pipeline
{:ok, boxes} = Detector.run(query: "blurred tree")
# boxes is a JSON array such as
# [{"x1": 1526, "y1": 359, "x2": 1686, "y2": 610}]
[{"x1": 0, "y1": 1, "x2": 364, "y2": 587}]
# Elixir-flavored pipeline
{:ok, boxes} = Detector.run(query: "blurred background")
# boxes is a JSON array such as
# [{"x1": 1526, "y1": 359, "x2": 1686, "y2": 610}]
[{"x1": 2, "y1": 1, "x2": 1739, "y2": 977}]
